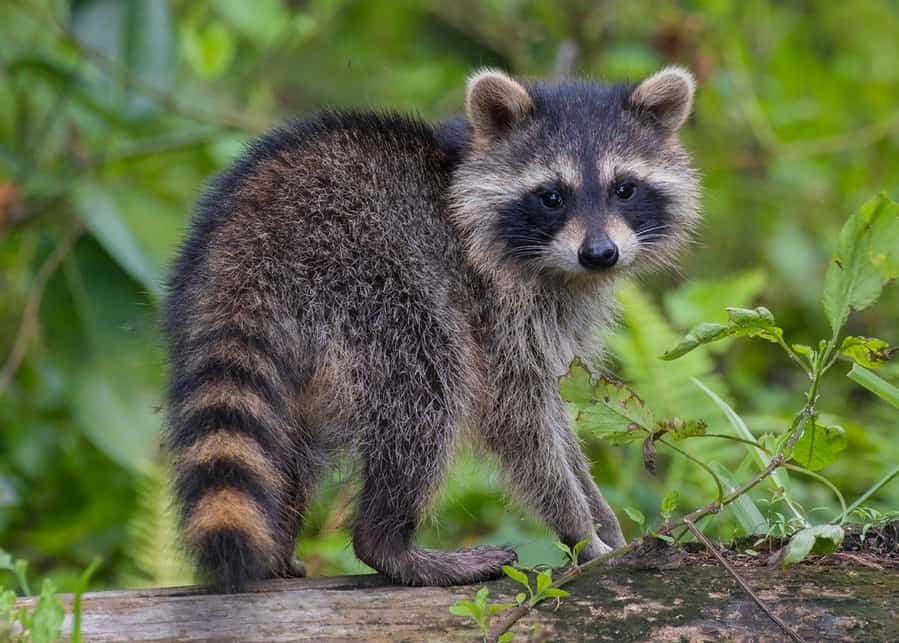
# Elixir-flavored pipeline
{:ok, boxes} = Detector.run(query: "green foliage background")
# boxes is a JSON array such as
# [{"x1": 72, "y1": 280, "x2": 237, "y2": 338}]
[{"x1": 1, "y1": 0, "x2": 897, "y2": 592}]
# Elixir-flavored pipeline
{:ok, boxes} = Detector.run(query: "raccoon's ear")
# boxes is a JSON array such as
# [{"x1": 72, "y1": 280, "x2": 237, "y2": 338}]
[
  {"x1": 466, "y1": 69, "x2": 534, "y2": 145},
  {"x1": 630, "y1": 66, "x2": 696, "y2": 133}
]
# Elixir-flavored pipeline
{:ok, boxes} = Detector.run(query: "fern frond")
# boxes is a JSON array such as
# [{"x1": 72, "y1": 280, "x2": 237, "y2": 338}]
[{"x1": 124, "y1": 461, "x2": 194, "y2": 588}]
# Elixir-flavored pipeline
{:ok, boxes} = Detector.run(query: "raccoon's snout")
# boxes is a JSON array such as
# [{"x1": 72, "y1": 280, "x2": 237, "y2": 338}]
[{"x1": 578, "y1": 236, "x2": 619, "y2": 269}]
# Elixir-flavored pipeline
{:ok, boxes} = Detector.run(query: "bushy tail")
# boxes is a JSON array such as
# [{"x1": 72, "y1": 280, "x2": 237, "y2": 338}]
[{"x1": 165, "y1": 322, "x2": 296, "y2": 592}]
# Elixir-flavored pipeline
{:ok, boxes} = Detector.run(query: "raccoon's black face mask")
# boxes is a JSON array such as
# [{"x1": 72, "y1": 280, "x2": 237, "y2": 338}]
[{"x1": 450, "y1": 68, "x2": 701, "y2": 281}]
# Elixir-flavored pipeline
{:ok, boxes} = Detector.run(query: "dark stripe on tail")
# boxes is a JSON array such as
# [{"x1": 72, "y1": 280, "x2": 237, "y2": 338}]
[
  {"x1": 168, "y1": 404, "x2": 284, "y2": 454},
  {"x1": 169, "y1": 359, "x2": 286, "y2": 413},
  {"x1": 176, "y1": 459, "x2": 276, "y2": 517}
]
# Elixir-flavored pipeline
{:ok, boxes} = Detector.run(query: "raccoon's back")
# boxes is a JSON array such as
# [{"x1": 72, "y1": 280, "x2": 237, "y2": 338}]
[{"x1": 168, "y1": 112, "x2": 466, "y2": 328}]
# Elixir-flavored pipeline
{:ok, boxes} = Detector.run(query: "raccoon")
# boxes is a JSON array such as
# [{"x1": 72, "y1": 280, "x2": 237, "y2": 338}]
[{"x1": 163, "y1": 67, "x2": 700, "y2": 591}]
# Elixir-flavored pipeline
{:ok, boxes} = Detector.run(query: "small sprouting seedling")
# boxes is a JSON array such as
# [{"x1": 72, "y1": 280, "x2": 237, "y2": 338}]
[
  {"x1": 552, "y1": 539, "x2": 590, "y2": 567},
  {"x1": 0, "y1": 547, "x2": 94, "y2": 643},
  {"x1": 502, "y1": 566, "x2": 569, "y2": 609},
  {"x1": 661, "y1": 490, "x2": 680, "y2": 523},
  {"x1": 448, "y1": 586, "x2": 515, "y2": 639}
]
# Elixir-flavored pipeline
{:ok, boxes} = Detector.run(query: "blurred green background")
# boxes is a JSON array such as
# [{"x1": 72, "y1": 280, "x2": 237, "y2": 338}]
[{"x1": 1, "y1": 0, "x2": 897, "y2": 593}]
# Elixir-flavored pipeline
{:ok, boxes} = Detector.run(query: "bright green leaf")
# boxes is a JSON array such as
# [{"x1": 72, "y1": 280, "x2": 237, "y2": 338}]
[
  {"x1": 822, "y1": 193, "x2": 899, "y2": 334},
  {"x1": 623, "y1": 506, "x2": 645, "y2": 530},
  {"x1": 502, "y1": 566, "x2": 531, "y2": 592},
  {"x1": 781, "y1": 525, "x2": 844, "y2": 567},
  {"x1": 449, "y1": 600, "x2": 479, "y2": 620},
  {"x1": 536, "y1": 570, "x2": 552, "y2": 594},
  {"x1": 791, "y1": 420, "x2": 848, "y2": 471},
  {"x1": 515, "y1": 592, "x2": 526, "y2": 606},
  {"x1": 474, "y1": 586, "x2": 489, "y2": 610},
  {"x1": 542, "y1": 588, "x2": 570, "y2": 599},
  {"x1": 488, "y1": 603, "x2": 516, "y2": 615},
  {"x1": 498, "y1": 632, "x2": 516, "y2": 643}
]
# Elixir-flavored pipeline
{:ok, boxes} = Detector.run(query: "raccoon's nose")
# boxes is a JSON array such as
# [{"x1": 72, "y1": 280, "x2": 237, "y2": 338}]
[{"x1": 578, "y1": 238, "x2": 619, "y2": 269}]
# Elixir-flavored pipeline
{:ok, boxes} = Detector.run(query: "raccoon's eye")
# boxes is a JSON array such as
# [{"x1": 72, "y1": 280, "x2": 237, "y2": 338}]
[
  {"x1": 539, "y1": 191, "x2": 564, "y2": 209},
  {"x1": 614, "y1": 182, "x2": 637, "y2": 201}
]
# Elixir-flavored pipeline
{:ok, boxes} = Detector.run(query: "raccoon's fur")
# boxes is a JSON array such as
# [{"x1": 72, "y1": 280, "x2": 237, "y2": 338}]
[{"x1": 163, "y1": 67, "x2": 700, "y2": 591}]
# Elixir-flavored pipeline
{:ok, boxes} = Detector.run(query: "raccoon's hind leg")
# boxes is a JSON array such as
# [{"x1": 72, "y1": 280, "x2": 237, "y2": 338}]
[
  {"x1": 351, "y1": 336, "x2": 517, "y2": 586},
  {"x1": 166, "y1": 322, "x2": 323, "y2": 592}
]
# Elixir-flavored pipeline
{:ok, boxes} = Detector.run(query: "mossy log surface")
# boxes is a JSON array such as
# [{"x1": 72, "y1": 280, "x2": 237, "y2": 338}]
[{"x1": 15, "y1": 564, "x2": 899, "y2": 641}]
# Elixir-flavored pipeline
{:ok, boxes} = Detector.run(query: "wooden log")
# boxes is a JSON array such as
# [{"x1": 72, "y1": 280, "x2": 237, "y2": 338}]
[{"x1": 15, "y1": 564, "x2": 899, "y2": 641}]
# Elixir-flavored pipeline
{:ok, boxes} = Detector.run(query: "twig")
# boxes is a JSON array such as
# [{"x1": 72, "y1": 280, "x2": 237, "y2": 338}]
[
  {"x1": 684, "y1": 519, "x2": 807, "y2": 643},
  {"x1": 0, "y1": 223, "x2": 83, "y2": 392}
]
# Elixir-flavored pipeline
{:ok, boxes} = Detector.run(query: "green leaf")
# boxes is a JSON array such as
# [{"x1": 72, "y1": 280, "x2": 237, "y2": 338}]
[
  {"x1": 662, "y1": 307, "x2": 783, "y2": 360},
  {"x1": 552, "y1": 540, "x2": 572, "y2": 559},
  {"x1": 488, "y1": 603, "x2": 516, "y2": 615},
  {"x1": 661, "y1": 490, "x2": 680, "y2": 516},
  {"x1": 781, "y1": 525, "x2": 844, "y2": 567},
  {"x1": 661, "y1": 322, "x2": 729, "y2": 359},
  {"x1": 822, "y1": 193, "x2": 899, "y2": 334},
  {"x1": 73, "y1": 184, "x2": 162, "y2": 299},
  {"x1": 791, "y1": 420, "x2": 848, "y2": 471},
  {"x1": 693, "y1": 378, "x2": 793, "y2": 502},
  {"x1": 559, "y1": 359, "x2": 594, "y2": 405},
  {"x1": 542, "y1": 588, "x2": 570, "y2": 599},
  {"x1": 474, "y1": 586, "x2": 489, "y2": 610},
  {"x1": 840, "y1": 336, "x2": 897, "y2": 369},
  {"x1": 514, "y1": 592, "x2": 526, "y2": 606},
  {"x1": 535, "y1": 569, "x2": 552, "y2": 594},
  {"x1": 847, "y1": 364, "x2": 899, "y2": 409},
  {"x1": 30, "y1": 579, "x2": 64, "y2": 643},
  {"x1": 711, "y1": 463, "x2": 769, "y2": 535},
  {"x1": 573, "y1": 376, "x2": 655, "y2": 435},
  {"x1": 502, "y1": 566, "x2": 531, "y2": 593},
  {"x1": 449, "y1": 600, "x2": 480, "y2": 620},
  {"x1": 623, "y1": 506, "x2": 645, "y2": 530},
  {"x1": 498, "y1": 632, "x2": 516, "y2": 643},
  {"x1": 571, "y1": 539, "x2": 589, "y2": 561}
]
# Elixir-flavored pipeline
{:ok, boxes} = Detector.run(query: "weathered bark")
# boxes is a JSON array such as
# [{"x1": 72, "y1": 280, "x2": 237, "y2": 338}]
[{"x1": 15, "y1": 565, "x2": 899, "y2": 641}]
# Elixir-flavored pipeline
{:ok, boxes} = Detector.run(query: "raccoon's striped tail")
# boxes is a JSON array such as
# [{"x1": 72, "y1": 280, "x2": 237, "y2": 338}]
[{"x1": 165, "y1": 324, "x2": 299, "y2": 593}]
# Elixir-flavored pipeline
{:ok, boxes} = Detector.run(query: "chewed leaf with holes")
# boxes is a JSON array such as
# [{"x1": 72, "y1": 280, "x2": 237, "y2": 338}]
[
  {"x1": 662, "y1": 307, "x2": 783, "y2": 360},
  {"x1": 840, "y1": 336, "x2": 897, "y2": 369}
]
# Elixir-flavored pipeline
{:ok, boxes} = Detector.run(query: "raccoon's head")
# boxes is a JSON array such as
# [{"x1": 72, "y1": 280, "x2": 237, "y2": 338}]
[{"x1": 449, "y1": 67, "x2": 700, "y2": 284}]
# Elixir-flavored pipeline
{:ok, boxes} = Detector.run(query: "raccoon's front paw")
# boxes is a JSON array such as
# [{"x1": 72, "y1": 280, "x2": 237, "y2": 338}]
[{"x1": 577, "y1": 535, "x2": 613, "y2": 564}]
